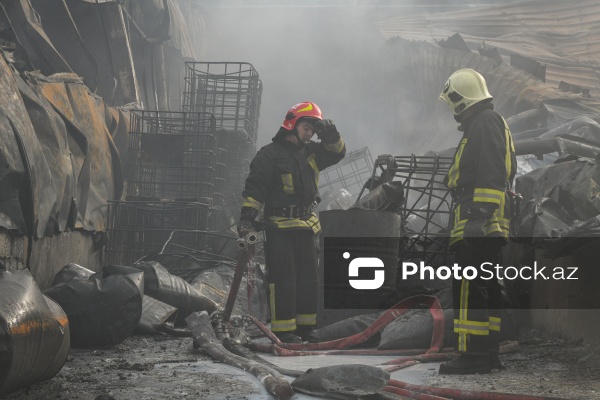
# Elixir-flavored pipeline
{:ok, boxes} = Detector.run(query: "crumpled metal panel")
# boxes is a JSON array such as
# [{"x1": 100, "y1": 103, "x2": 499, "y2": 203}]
[
  {"x1": 135, "y1": 261, "x2": 218, "y2": 327},
  {"x1": 377, "y1": 0, "x2": 600, "y2": 97},
  {"x1": 383, "y1": 37, "x2": 600, "y2": 154},
  {"x1": 0, "y1": 54, "x2": 56, "y2": 238},
  {"x1": 28, "y1": 72, "x2": 123, "y2": 231},
  {"x1": 29, "y1": 0, "x2": 99, "y2": 93},
  {"x1": 63, "y1": 0, "x2": 140, "y2": 106},
  {"x1": 1, "y1": 0, "x2": 72, "y2": 76},
  {"x1": 52, "y1": 262, "x2": 94, "y2": 286},
  {"x1": 18, "y1": 74, "x2": 77, "y2": 234},
  {"x1": 136, "y1": 295, "x2": 177, "y2": 335},
  {"x1": 0, "y1": 269, "x2": 70, "y2": 396}
]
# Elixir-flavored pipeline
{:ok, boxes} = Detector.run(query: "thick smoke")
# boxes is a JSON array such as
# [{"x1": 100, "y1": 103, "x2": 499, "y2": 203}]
[{"x1": 199, "y1": 4, "x2": 396, "y2": 157}]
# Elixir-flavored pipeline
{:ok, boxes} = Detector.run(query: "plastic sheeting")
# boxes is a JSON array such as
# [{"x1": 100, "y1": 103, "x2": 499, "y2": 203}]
[
  {"x1": 44, "y1": 268, "x2": 143, "y2": 348},
  {"x1": 516, "y1": 159, "x2": 600, "y2": 221},
  {"x1": 191, "y1": 264, "x2": 269, "y2": 323}
]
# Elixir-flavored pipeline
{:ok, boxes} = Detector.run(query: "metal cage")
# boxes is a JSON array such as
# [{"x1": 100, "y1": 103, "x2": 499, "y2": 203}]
[
  {"x1": 319, "y1": 147, "x2": 374, "y2": 199},
  {"x1": 357, "y1": 154, "x2": 454, "y2": 266},
  {"x1": 183, "y1": 62, "x2": 263, "y2": 141},
  {"x1": 105, "y1": 200, "x2": 211, "y2": 266},
  {"x1": 127, "y1": 111, "x2": 216, "y2": 201}
]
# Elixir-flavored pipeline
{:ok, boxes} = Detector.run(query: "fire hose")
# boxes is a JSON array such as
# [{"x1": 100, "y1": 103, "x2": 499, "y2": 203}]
[
  {"x1": 384, "y1": 380, "x2": 568, "y2": 400},
  {"x1": 250, "y1": 294, "x2": 445, "y2": 354}
]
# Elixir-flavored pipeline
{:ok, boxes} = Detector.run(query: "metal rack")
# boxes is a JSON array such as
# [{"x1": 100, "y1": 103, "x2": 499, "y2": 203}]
[
  {"x1": 127, "y1": 111, "x2": 217, "y2": 201},
  {"x1": 183, "y1": 62, "x2": 263, "y2": 142},
  {"x1": 105, "y1": 200, "x2": 211, "y2": 266},
  {"x1": 357, "y1": 154, "x2": 454, "y2": 266},
  {"x1": 217, "y1": 129, "x2": 256, "y2": 211},
  {"x1": 319, "y1": 146, "x2": 373, "y2": 199}
]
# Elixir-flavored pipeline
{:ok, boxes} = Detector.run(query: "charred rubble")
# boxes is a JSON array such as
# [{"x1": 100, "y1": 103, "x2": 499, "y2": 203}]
[{"x1": 0, "y1": 1, "x2": 600, "y2": 399}]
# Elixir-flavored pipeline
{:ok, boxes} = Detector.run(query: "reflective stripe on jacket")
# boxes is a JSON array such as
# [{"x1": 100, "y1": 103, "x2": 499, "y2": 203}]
[{"x1": 445, "y1": 104, "x2": 517, "y2": 246}]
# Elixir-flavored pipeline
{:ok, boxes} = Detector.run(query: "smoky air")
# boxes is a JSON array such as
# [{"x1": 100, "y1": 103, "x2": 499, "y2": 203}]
[{"x1": 200, "y1": 3, "x2": 404, "y2": 157}]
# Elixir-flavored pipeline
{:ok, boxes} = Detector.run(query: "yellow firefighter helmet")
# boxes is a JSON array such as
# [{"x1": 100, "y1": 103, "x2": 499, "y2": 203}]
[{"x1": 439, "y1": 68, "x2": 492, "y2": 115}]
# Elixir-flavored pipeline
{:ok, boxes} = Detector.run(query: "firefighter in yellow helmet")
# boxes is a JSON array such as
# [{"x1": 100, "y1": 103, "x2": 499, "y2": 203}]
[
  {"x1": 238, "y1": 101, "x2": 346, "y2": 343},
  {"x1": 438, "y1": 69, "x2": 517, "y2": 374}
]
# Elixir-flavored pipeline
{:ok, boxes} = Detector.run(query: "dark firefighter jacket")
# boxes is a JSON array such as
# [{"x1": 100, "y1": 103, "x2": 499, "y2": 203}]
[
  {"x1": 242, "y1": 134, "x2": 346, "y2": 233},
  {"x1": 445, "y1": 102, "x2": 517, "y2": 247}
]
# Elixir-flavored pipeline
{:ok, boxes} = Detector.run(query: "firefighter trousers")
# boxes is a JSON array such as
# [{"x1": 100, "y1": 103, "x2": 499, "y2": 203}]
[
  {"x1": 453, "y1": 239, "x2": 503, "y2": 355},
  {"x1": 264, "y1": 228, "x2": 318, "y2": 333}
]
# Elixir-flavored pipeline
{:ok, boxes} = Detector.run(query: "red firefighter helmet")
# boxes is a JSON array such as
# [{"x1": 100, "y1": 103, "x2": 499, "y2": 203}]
[{"x1": 281, "y1": 101, "x2": 323, "y2": 131}]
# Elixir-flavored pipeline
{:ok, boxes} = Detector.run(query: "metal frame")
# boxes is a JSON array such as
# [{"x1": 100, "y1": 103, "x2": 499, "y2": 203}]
[
  {"x1": 127, "y1": 110, "x2": 217, "y2": 201},
  {"x1": 357, "y1": 154, "x2": 454, "y2": 266},
  {"x1": 319, "y1": 147, "x2": 373, "y2": 199},
  {"x1": 105, "y1": 200, "x2": 211, "y2": 266},
  {"x1": 183, "y1": 62, "x2": 263, "y2": 141}
]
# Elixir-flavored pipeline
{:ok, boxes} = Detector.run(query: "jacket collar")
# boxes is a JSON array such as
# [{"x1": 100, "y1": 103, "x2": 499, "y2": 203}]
[{"x1": 456, "y1": 99, "x2": 494, "y2": 131}]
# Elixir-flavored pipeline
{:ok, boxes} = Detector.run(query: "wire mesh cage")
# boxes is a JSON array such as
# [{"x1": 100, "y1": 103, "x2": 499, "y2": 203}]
[
  {"x1": 105, "y1": 200, "x2": 211, "y2": 266},
  {"x1": 357, "y1": 154, "x2": 454, "y2": 266},
  {"x1": 127, "y1": 111, "x2": 217, "y2": 200},
  {"x1": 319, "y1": 147, "x2": 374, "y2": 200},
  {"x1": 217, "y1": 129, "x2": 256, "y2": 203},
  {"x1": 183, "y1": 62, "x2": 263, "y2": 141}
]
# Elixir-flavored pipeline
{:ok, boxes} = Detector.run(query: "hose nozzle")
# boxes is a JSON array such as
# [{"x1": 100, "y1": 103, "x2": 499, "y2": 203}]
[{"x1": 237, "y1": 232, "x2": 258, "y2": 249}]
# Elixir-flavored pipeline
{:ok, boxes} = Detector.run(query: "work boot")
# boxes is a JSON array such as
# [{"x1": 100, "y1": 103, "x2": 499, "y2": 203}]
[
  {"x1": 490, "y1": 352, "x2": 505, "y2": 370},
  {"x1": 438, "y1": 354, "x2": 491, "y2": 375},
  {"x1": 273, "y1": 331, "x2": 303, "y2": 344},
  {"x1": 296, "y1": 326, "x2": 319, "y2": 343}
]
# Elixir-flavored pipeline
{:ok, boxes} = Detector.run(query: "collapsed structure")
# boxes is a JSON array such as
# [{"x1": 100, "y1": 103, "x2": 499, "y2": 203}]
[{"x1": 0, "y1": 0, "x2": 599, "y2": 398}]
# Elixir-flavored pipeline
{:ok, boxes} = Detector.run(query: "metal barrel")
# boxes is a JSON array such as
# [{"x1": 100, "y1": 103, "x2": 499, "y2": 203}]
[
  {"x1": 0, "y1": 269, "x2": 70, "y2": 396},
  {"x1": 319, "y1": 209, "x2": 403, "y2": 326}
]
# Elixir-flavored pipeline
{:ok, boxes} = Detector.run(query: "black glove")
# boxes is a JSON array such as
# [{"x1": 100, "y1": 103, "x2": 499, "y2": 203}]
[
  {"x1": 463, "y1": 202, "x2": 497, "y2": 246},
  {"x1": 316, "y1": 119, "x2": 340, "y2": 143},
  {"x1": 237, "y1": 207, "x2": 259, "y2": 237}
]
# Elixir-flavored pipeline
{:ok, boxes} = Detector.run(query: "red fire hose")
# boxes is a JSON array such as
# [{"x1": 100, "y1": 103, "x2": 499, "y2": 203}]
[
  {"x1": 384, "y1": 385, "x2": 451, "y2": 400},
  {"x1": 251, "y1": 294, "x2": 444, "y2": 354},
  {"x1": 386, "y1": 379, "x2": 568, "y2": 400}
]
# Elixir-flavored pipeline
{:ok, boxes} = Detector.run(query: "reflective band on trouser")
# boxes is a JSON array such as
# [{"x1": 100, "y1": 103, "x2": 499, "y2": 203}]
[
  {"x1": 296, "y1": 314, "x2": 317, "y2": 326},
  {"x1": 454, "y1": 319, "x2": 490, "y2": 335},
  {"x1": 458, "y1": 278, "x2": 469, "y2": 352},
  {"x1": 281, "y1": 173, "x2": 294, "y2": 194},
  {"x1": 270, "y1": 283, "x2": 296, "y2": 332},
  {"x1": 269, "y1": 213, "x2": 321, "y2": 234},
  {"x1": 324, "y1": 137, "x2": 345, "y2": 153},
  {"x1": 242, "y1": 196, "x2": 263, "y2": 211},
  {"x1": 489, "y1": 316, "x2": 501, "y2": 332},
  {"x1": 473, "y1": 188, "x2": 503, "y2": 205}
]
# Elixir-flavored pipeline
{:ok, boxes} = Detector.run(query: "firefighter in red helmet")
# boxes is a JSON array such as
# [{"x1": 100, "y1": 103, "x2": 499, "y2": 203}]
[
  {"x1": 238, "y1": 101, "x2": 346, "y2": 343},
  {"x1": 438, "y1": 69, "x2": 517, "y2": 374}
]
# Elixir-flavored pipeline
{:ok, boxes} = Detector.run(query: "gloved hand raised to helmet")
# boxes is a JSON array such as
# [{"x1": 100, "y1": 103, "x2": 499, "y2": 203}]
[{"x1": 315, "y1": 119, "x2": 340, "y2": 144}]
